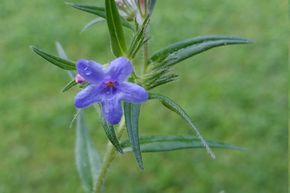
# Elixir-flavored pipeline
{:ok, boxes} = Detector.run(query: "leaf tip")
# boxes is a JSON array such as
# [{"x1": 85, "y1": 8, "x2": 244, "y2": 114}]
[
  {"x1": 64, "y1": 1, "x2": 73, "y2": 6},
  {"x1": 29, "y1": 45, "x2": 36, "y2": 51}
]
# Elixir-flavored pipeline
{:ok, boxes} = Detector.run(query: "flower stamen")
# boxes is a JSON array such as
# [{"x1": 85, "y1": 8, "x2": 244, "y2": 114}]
[{"x1": 105, "y1": 80, "x2": 116, "y2": 88}]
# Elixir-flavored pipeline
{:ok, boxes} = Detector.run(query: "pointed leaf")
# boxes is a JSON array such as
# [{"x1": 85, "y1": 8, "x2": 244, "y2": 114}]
[
  {"x1": 76, "y1": 112, "x2": 101, "y2": 193},
  {"x1": 67, "y1": 3, "x2": 106, "y2": 17},
  {"x1": 105, "y1": 0, "x2": 127, "y2": 57},
  {"x1": 121, "y1": 135, "x2": 245, "y2": 153},
  {"x1": 81, "y1": 18, "x2": 105, "y2": 33},
  {"x1": 149, "y1": 93, "x2": 216, "y2": 158},
  {"x1": 31, "y1": 46, "x2": 76, "y2": 70},
  {"x1": 67, "y1": 2, "x2": 133, "y2": 30},
  {"x1": 149, "y1": 36, "x2": 253, "y2": 67},
  {"x1": 55, "y1": 42, "x2": 69, "y2": 60},
  {"x1": 123, "y1": 103, "x2": 144, "y2": 169},
  {"x1": 101, "y1": 119, "x2": 124, "y2": 153}
]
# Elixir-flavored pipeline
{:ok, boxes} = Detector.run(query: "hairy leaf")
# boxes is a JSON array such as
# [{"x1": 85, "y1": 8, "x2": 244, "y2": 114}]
[
  {"x1": 121, "y1": 135, "x2": 245, "y2": 153},
  {"x1": 124, "y1": 103, "x2": 144, "y2": 169}
]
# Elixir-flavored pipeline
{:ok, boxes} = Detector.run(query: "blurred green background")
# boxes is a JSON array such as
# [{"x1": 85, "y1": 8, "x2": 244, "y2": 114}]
[{"x1": 0, "y1": 0, "x2": 288, "y2": 193}]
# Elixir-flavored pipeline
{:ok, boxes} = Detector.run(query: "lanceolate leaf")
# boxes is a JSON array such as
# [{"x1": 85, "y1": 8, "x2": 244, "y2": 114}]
[
  {"x1": 149, "y1": 36, "x2": 252, "y2": 67},
  {"x1": 121, "y1": 135, "x2": 245, "y2": 153},
  {"x1": 81, "y1": 18, "x2": 105, "y2": 33},
  {"x1": 105, "y1": 0, "x2": 127, "y2": 57},
  {"x1": 124, "y1": 103, "x2": 144, "y2": 169},
  {"x1": 31, "y1": 46, "x2": 76, "y2": 70},
  {"x1": 67, "y1": 3, "x2": 106, "y2": 17},
  {"x1": 76, "y1": 112, "x2": 101, "y2": 193},
  {"x1": 101, "y1": 119, "x2": 124, "y2": 153},
  {"x1": 149, "y1": 93, "x2": 216, "y2": 159},
  {"x1": 67, "y1": 2, "x2": 133, "y2": 30}
]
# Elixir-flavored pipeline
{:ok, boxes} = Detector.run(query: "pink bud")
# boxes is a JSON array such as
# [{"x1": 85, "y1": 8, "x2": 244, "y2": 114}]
[
  {"x1": 139, "y1": 0, "x2": 146, "y2": 16},
  {"x1": 75, "y1": 74, "x2": 86, "y2": 84}
]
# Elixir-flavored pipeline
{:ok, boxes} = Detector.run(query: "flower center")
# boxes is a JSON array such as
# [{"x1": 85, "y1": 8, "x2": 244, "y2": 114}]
[{"x1": 105, "y1": 80, "x2": 116, "y2": 88}]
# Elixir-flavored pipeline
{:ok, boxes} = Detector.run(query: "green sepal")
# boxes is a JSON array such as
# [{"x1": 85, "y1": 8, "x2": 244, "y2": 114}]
[
  {"x1": 62, "y1": 80, "x2": 77, "y2": 92},
  {"x1": 121, "y1": 135, "x2": 245, "y2": 153},
  {"x1": 128, "y1": 16, "x2": 150, "y2": 59},
  {"x1": 123, "y1": 102, "x2": 144, "y2": 169},
  {"x1": 101, "y1": 119, "x2": 124, "y2": 153},
  {"x1": 149, "y1": 36, "x2": 253, "y2": 67},
  {"x1": 31, "y1": 46, "x2": 76, "y2": 70},
  {"x1": 149, "y1": 93, "x2": 216, "y2": 158}
]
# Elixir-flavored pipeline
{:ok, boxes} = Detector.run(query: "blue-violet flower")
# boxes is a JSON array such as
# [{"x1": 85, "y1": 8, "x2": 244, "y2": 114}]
[{"x1": 74, "y1": 57, "x2": 148, "y2": 125}]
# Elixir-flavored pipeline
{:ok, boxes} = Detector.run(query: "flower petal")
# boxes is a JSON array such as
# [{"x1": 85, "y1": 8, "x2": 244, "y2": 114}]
[
  {"x1": 101, "y1": 98, "x2": 123, "y2": 125},
  {"x1": 119, "y1": 82, "x2": 148, "y2": 103},
  {"x1": 106, "y1": 57, "x2": 133, "y2": 82},
  {"x1": 75, "y1": 85, "x2": 101, "y2": 109},
  {"x1": 77, "y1": 59, "x2": 105, "y2": 84}
]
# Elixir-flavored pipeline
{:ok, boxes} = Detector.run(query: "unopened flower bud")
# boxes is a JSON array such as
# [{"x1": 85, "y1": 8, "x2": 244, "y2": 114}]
[
  {"x1": 115, "y1": 0, "x2": 136, "y2": 21},
  {"x1": 75, "y1": 74, "x2": 86, "y2": 84},
  {"x1": 138, "y1": 0, "x2": 147, "y2": 17}
]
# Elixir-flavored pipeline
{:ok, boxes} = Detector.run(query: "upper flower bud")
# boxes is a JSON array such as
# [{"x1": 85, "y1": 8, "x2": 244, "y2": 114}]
[
  {"x1": 115, "y1": 0, "x2": 137, "y2": 21},
  {"x1": 115, "y1": 0, "x2": 155, "y2": 26}
]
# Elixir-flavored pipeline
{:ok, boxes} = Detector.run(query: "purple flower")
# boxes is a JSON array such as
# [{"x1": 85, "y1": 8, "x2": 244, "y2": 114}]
[{"x1": 75, "y1": 57, "x2": 148, "y2": 125}]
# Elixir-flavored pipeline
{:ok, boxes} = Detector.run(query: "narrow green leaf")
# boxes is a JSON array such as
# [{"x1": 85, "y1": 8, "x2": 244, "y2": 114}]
[
  {"x1": 55, "y1": 42, "x2": 69, "y2": 60},
  {"x1": 149, "y1": 36, "x2": 253, "y2": 67},
  {"x1": 67, "y1": 3, "x2": 106, "y2": 17},
  {"x1": 67, "y1": 2, "x2": 133, "y2": 30},
  {"x1": 124, "y1": 103, "x2": 144, "y2": 169},
  {"x1": 105, "y1": 0, "x2": 127, "y2": 57},
  {"x1": 76, "y1": 112, "x2": 101, "y2": 193},
  {"x1": 31, "y1": 46, "x2": 76, "y2": 70},
  {"x1": 55, "y1": 42, "x2": 76, "y2": 79},
  {"x1": 101, "y1": 119, "x2": 124, "y2": 153},
  {"x1": 62, "y1": 79, "x2": 77, "y2": 92},
  {"x1": 121, "y1": 135, "x2": 245, "y2": 153},
  {"x1": 128, "y1": 16, "x2": 150, "y2": 58},
  {"x1": 149, "y1": 93, "x2": 216, "y2": 159},
  {"x1": 81, "y1": 18, "x2": 105, "y2": 33}
]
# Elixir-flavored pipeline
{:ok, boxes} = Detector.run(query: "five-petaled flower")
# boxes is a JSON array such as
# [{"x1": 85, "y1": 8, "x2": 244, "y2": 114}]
[{"x1": 74, "y1": 57, "x2": 148, "y2": 125}]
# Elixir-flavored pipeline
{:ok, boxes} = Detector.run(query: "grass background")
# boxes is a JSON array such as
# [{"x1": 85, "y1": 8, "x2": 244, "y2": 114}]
[{"x1": 0, "y1": 0, "x2": 288, "y2": 193}]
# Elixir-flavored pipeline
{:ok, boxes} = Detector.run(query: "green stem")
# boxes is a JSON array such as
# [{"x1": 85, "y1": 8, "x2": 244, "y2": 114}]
[{"x1": 94, "y1": 117, "x2": 126, "y2": 193}]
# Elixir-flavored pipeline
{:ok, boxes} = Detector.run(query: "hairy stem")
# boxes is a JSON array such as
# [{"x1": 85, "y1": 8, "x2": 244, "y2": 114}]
[{"x1": 94, "y1": 117, "x2": 126, "y2": 193}]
